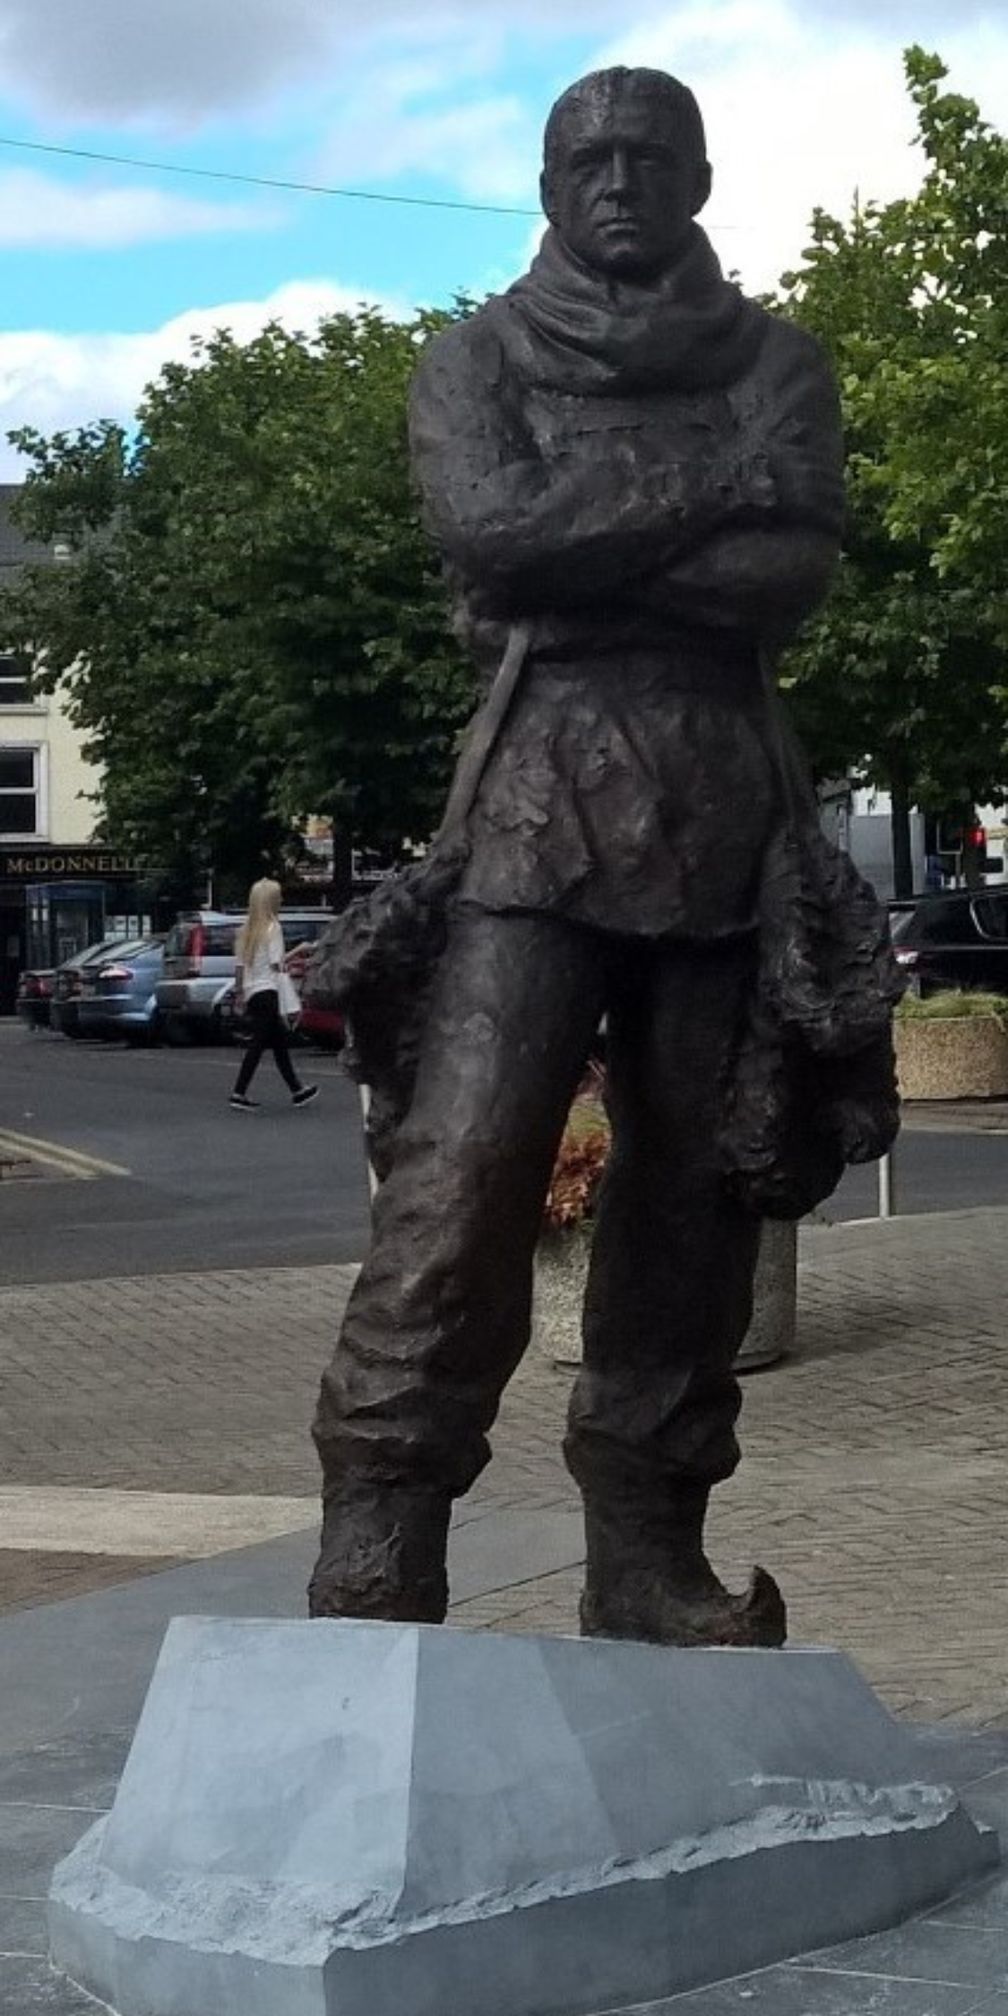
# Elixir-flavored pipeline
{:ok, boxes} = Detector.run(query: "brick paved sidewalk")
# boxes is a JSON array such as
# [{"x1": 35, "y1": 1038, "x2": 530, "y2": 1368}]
[{"x1": 3, "y1": 1208, "x2": 1008, "y2": 1721}]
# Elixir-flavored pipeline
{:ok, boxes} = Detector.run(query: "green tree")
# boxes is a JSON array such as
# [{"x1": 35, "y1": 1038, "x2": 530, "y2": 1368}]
[
  {"x1": 877, "y1": 53, "x2": 1008, "y2": 625},
  {"x1": 1, "y1": 310, "x2": 475, "y2": 902},
  {"x1": 773, "y1": 48, "x2": 1008, "y2": 895}
]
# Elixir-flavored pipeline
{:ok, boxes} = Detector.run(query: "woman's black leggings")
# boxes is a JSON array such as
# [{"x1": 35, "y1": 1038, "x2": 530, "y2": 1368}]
[{"x1": 234, "y1": 989, "x2": 300, "y2": 1095}]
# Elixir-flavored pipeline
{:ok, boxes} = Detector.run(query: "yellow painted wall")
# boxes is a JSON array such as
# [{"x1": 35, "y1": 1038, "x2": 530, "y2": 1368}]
[{"x1": 0, "y1": 682, "x2": 102, "y2": 842}]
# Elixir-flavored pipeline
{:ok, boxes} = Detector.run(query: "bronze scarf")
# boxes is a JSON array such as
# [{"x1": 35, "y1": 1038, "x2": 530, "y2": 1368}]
[{"x1": 502, "y1": 223, "x2": 765, "y2": 394}]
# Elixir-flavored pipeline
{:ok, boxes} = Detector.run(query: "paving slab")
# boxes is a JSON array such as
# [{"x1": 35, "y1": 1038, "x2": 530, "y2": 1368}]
[
  {"x1": 632, "y1": 1975, "x2": 997, "y2": 2013},
  {"x1": 5, "y1": 1209, "x2": 1008, "y2": 1726},
  {"x1": 5, "y1": 1205, "x2": 1008, "y2": 2009},
  {"x1": 0, "y1": 1486, "x2": 318, "y2": 1558},
  {"x1": 3, "y1": 1538, "x2": 1008, "y2": 2016},
  {"x1": 0, "y1": 1549, "x2": 182, "y2": 1616}
]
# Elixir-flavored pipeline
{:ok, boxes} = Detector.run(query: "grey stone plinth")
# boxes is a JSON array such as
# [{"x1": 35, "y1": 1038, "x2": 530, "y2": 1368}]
[
  {"x1": 50, "y1": 1618, "x2": 997, "y2": 2016},
  {"x1": 737, "y1": 1218, "x2": 798, "y2": 1370}
]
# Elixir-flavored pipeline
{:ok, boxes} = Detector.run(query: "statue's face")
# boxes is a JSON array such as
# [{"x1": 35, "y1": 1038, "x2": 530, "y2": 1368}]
[{"x1": 542, "y1": 90, "x2": 711, "y2": 280}]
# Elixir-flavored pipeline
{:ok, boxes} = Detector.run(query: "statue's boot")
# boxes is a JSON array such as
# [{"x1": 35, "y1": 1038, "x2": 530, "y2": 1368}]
[
  {"x1": 308, "y1": 1483, "x2": 451, "y2": 1623},
  {"x1": 578, "y1": 1485, "x2": 786, "y2": 1648}
]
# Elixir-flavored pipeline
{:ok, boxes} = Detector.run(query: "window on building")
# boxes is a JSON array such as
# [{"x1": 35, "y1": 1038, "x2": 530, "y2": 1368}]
[
  {"x1": 0, "y1": 654, "x2": 32, "y2": 706},
  {"x1": 0, "y1": 747, "x2": 39, "y2": 834}
]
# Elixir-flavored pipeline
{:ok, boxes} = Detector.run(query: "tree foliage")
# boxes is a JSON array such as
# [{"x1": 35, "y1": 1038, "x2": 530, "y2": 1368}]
[
  {"x1": 5, "y1": 55, "x2": 1005, "y2": 905},
  {"x1": 772, "y1": 48, "x2": 1008, "y2": 886},
  {"x1": 0, "y1": 310, "x2": 475, "y2": 900}
]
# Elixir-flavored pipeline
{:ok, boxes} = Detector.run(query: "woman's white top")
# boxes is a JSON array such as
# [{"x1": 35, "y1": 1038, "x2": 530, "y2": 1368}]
[{"x1": 241, "y1": 919, "x2": 283, "y2": 998}]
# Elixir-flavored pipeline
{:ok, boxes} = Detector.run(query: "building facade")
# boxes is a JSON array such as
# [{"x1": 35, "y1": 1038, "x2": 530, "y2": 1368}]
[
  {"x1": 821, "y1": 775, "x2": 1008, "y2": 902},
  {"x1": 0, "y1": 486, "x2": 146, "y2": 1011}
]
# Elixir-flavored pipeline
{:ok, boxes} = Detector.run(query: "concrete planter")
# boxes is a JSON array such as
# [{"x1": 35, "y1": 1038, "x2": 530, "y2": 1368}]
[
  {"x1": 533, "y1": 1218, "x2": 796, "y2": 1373},
  {"x1": 533, "y1": 1226, "x2": 591, "y2": 1368},
  {"x1": 895, "y1": 1015, "x2": 1008, "y2": 1100},
  {"x1": 736, "y1": 1220, "x2": 797, "y2": 1372}
]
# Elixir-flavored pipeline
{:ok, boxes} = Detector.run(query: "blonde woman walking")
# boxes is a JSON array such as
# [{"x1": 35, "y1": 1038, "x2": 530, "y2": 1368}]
[{"x1": 229, "y1": 879, "x2": 318, "y2": 1111}]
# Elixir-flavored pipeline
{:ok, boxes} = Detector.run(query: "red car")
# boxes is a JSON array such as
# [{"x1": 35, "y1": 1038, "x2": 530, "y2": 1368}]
[
  {"x1": 15, "y1": 967, "x2": 54, "y2": 1029},
  {"x1": 297, "y1": 999, "x2": 346, "y2": 1051},
  {"x1": 285, "y1": 941, "x2": 345, "y2": 1052}
]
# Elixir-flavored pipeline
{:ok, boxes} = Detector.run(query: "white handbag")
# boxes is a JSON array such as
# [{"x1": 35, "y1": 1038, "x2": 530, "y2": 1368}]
[{"x1": 278, "y1": 969, "x2": 302, "y2": 1025}]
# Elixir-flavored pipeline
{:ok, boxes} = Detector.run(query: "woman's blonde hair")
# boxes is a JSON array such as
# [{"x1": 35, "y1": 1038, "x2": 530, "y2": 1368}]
[{"x1": 238, "y1": 877, "x2": 282, "y2": 965}]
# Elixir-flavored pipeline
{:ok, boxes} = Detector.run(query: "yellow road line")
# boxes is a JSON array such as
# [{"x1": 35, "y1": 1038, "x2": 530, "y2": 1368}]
[{"x1": 0, "y1": 1127, "x2": 130, "y2": 1180}]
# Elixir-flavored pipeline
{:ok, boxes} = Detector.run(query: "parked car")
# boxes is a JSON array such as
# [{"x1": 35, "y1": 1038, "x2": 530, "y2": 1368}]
[
  {"x1": 284, "y1": 935, "x2": 344, "y2": 1052},
  {"x1": 889, "y1": 889, "x2": 1008, "y2": 996},
  {"x1": 155, "y1": 908, "x2": 333, "y2": 1044},
  {"x1": 77, "y1": 937, "x2": 166, "y2": 1043},
  {"x1": 50, "y1": 936, "x2": 138, "y2": 1038},
  {"x1": 15, "y1": 966, "x2": 55, "y2": 1030},
  {"x1": 215, "y1": 929, "x2": 345, "y2": 1048},
  {"x1": 297, "y1": 998, "x2": 346, "y2": 1052}
]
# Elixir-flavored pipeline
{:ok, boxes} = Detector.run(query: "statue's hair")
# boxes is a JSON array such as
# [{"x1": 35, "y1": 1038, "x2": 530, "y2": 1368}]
[{"x1": 544, "y1": 67, "x2": 707, "y2": 171}]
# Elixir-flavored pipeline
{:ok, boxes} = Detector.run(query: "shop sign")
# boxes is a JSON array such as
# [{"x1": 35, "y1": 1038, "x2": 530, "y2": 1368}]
[{"x1": 0, "y1": 847, "x2": 144, "y2": 881}]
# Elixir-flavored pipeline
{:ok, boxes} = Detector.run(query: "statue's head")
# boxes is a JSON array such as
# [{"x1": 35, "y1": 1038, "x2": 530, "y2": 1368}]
[{"x1": 541, "y1": 67, "x2": 712, "y2": 280}]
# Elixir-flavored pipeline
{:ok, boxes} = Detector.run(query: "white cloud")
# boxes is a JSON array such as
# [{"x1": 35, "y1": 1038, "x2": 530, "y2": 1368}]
[
  {"x1": 0, "y1": 0, "x2": 630, "y2": 124},
  {"x1": 0, "y1": 168, "x2": 275, "y2": 249},
  {"x1": 0, "y1": 0, "x2": 336, "y2": 122},
  {"x1": 320, "y1": 83, "x2": 537, "y2": 206},
  {"x1": 308, "y1": 3, "x2": 1008, "y2": 245},
  {"x1": 0, "y1": 0, "x2": 999, "y2": 131},
  {"x1": 593, "y1": 0, "x2": 1008, "y2": 291},
  {"x1": 0, "y1": 0, "x2": 998, "y2": 128},
  {"x1": 0, "y1": 280, "x2": 403, "y2": 478}
]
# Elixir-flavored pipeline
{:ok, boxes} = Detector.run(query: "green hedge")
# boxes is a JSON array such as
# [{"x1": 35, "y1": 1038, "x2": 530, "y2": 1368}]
[{"x1": 896, "y1": 989, "x2": 1008, "y2": 1023}]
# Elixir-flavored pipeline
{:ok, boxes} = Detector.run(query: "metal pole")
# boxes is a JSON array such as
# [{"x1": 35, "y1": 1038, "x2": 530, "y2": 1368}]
[
  {"x1": 877, "y1": 1150, "x2": 895, "y2": 1219},
  {"x1": 359, "y1": 1082, "x2": 379, "y2": 1203}
]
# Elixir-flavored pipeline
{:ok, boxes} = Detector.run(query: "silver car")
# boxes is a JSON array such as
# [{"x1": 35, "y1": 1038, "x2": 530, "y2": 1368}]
[{"x1": 155, "y1": 908, "x2": 332, "y2": 1043}]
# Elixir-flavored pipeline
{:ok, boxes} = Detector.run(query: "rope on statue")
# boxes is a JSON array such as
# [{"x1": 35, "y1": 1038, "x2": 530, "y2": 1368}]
[{"x1": 303, "y1": 626, "x2": 532, "y2": 1184}]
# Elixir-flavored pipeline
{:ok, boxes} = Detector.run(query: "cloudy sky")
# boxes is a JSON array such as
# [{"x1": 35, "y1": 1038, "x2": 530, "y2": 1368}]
[{"x1": 1, "y1": 0, "x2": 1006, "y2": 478}]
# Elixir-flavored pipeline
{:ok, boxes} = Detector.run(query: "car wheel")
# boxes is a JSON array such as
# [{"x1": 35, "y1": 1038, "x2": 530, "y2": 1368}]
[{"x1": 163, "y1": 1018, "x2": 194, "y2": 1047}]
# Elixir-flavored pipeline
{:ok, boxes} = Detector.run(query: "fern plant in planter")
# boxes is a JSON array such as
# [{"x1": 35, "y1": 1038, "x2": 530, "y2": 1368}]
[
  {"x1": 531, "y1": 1066, "x2": 795, "y2": 1373},
  {"x1": 532, "y1": 1078, "x2": 610, "y2": 1369}
]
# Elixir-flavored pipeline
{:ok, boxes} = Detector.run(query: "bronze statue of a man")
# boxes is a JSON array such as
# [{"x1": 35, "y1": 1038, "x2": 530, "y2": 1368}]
[{"x1": 309, "y1": 67, "x2": 900, "y2": 1643}]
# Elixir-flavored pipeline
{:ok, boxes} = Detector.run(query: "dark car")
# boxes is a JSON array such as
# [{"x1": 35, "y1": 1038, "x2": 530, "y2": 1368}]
[
  {"x1": 890, "y1": 889, "x2": 1008, "y2": 996},
  {"x1": 77, "y1": 937, "x2": 166, "y2": 1043},
  {"x1": 50, "y1": 937, "x2": 136, "y2": 1037},
  {"x1": 15, "y1": 967, "x2": 55, "y2": 1030}
]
